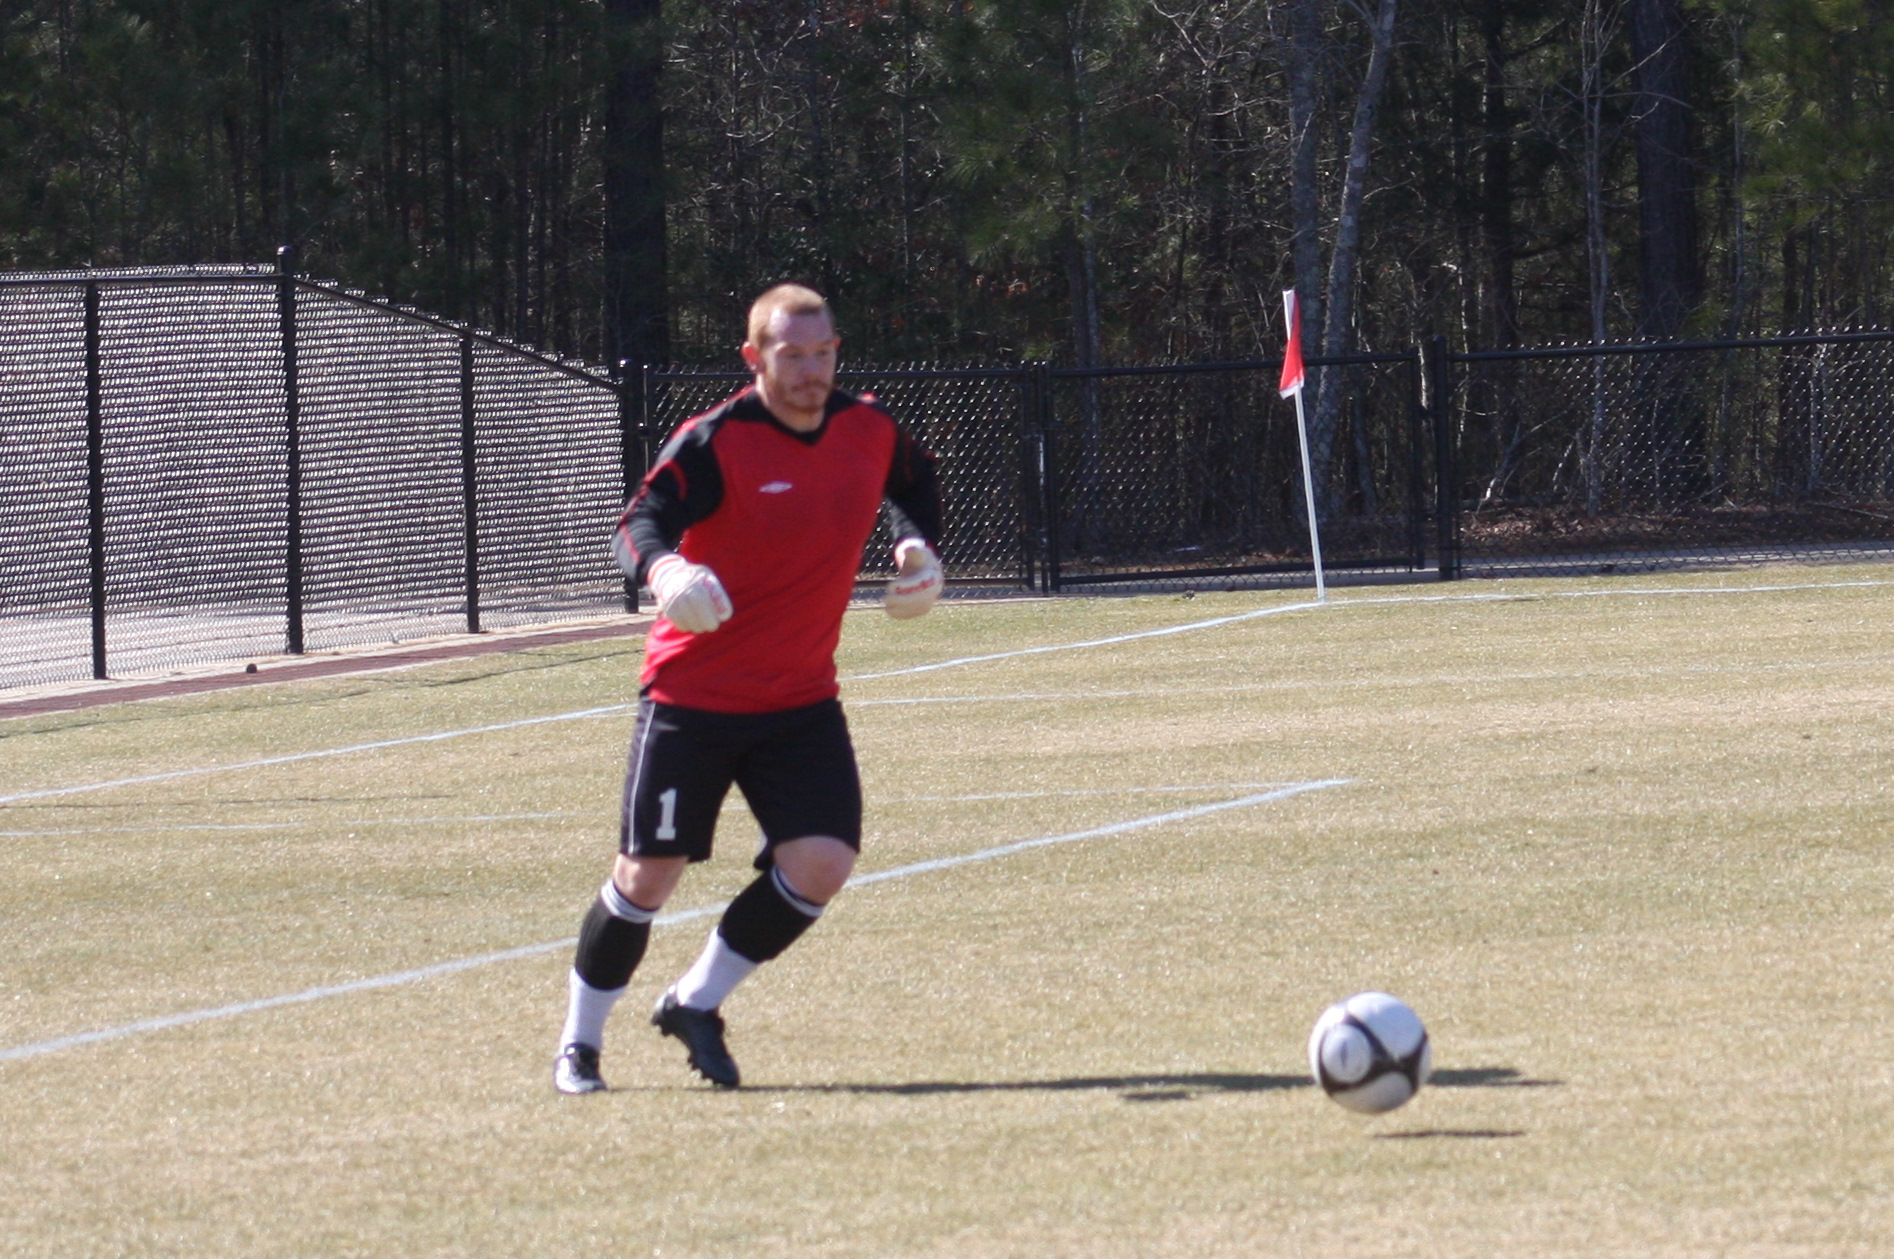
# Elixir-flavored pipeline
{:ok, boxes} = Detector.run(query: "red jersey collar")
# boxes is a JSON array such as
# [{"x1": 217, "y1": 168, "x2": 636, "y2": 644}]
[{"x1": 730, "y1": 386, "x2": 861, "y2": 445}]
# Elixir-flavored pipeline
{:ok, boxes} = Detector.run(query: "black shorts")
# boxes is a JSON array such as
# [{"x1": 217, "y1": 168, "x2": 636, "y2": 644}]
[{"x1": 619, "y1": 695, "x2": 862, "y2": 868}]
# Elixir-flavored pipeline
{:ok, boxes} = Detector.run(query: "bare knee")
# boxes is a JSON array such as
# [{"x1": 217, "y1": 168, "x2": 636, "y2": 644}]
[
  {"x1": 771, "y1": 835, "x2": 856, "y2": 905},
  {"x1": 613, "y1": 852, "x2": 686, "y2": 909}
]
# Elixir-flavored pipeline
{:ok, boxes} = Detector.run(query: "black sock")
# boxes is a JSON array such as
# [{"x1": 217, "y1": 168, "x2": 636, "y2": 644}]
[
  {"x1": 573, "y1": 891, "x2": 652, "y2": 990},
  {"x1": 716, "y1": 867, "x2": 822, "y2": 964}
]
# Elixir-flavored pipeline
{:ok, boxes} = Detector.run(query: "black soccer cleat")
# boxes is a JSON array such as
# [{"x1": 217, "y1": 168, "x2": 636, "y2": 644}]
[
  {"x1": 652, "y1": 989, "x2": 741, "y2": 1088},
  {"x1": 554, "y1": 1042, "x2": 607, "y2": 1095}
]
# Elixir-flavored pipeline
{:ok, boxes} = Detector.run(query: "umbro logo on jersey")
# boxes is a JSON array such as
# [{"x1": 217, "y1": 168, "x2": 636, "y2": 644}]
[{"x1": 759, "y1": 481, "x2": 794, "y2": 494}]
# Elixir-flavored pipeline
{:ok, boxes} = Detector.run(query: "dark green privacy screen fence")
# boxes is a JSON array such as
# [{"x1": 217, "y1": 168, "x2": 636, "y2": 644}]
[{"x1": 5, "y1": 268, "x2": 1893, "y2": 690}]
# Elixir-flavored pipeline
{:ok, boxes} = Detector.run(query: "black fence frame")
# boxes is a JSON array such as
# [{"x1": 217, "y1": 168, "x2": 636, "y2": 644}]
[
  {"x1": 1434, "y1": 329, "x2": 1894, "y2": 579},
  {"x1": 640, "y1": 351, "x2": 1430, "y2": 596},
  {"x1": 7, "y1": 263, "x2": 1894, "y2": 688},
  {"x1": 4, "y1": 262, "x2": 635, "y2": 682}
]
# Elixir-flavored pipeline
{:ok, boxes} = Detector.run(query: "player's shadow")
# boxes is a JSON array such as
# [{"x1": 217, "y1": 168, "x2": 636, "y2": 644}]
[
  {"x1": 757, "y1": 1072, "x2": 1310, "y2": 1101},
  {"x1": 755, "y1": 1065, "x2": 1558, "y2": 1102}
]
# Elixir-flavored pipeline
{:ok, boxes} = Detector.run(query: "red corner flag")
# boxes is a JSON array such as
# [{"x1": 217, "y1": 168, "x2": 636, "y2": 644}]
[{"x1": 1279, "y1": 289, "x2": 1305, "y2": 398}]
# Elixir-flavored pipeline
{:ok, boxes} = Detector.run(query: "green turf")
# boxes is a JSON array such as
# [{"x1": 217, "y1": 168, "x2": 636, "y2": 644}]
[{"x1": 3, "y1": 566, "x2": 1893, "y2": 1256}]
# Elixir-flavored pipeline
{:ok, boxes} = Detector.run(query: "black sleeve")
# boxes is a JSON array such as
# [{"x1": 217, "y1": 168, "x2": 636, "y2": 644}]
[
  {"x1": 611, "y1": 421, "x2": 725, "y2": 584},
  {"x1": 883, "y1": 425, "x2": 942, "y2": 550}
]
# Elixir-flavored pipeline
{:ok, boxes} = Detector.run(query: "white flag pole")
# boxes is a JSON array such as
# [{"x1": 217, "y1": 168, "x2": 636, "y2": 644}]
[
  {"x1": 1291, "y1": 385, "x2": 1326, "y2": 602},
  {"x1": 1283, "y1": 291, "x2": 1327, "y2": 602}
]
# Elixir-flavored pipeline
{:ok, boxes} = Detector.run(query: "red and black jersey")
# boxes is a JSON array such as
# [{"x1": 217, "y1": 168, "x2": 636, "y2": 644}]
[{"x1": 613, "y1": 386, "x2": 941, "y2": 714}]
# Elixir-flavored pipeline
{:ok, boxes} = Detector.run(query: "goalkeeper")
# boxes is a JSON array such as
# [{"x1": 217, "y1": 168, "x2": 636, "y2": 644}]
[{"x1": 554, "y1": 283, "x2": 943, "y2": 1093}]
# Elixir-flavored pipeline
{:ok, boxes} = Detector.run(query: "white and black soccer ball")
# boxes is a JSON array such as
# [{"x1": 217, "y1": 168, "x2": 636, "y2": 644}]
[{"x1": 1308, "y1": 992, "x2": 1432, "y2": 1114}]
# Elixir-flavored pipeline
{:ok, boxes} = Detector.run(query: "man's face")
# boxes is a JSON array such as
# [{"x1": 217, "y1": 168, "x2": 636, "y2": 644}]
[{"x1": 745, "y1": 310, "x2": 839, "y2": 421}]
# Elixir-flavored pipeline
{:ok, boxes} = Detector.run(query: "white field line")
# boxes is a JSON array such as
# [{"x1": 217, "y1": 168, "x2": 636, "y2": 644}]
[
  {"x1": 844, "y1": 601, "x2": 1323, "y2": 680},
  {"x1": 854, "y1": 646, "x2": 1894, "y2": 711},
  {"x1": 8, "y1": 786, "x2": 1298, "y2": 833},
  {"x1": 846, "y1": 781, "x2": 1345, "y2": 887},
  {"x1": 0, "y1": 939, "x2": 591, "y2": 1063},
  {"x1": 7, "y1": 576, "x2": 1890, "y2": 807},
  {"x1": 0, "y1": 781, "x2": 1346, "y2": 1063},
  {"x1": 0, "y1": 704, "x2": 634, "y2": 805},
  {"x1": 843, "y1": 578, "x2": 1894, "y2": 682},
  {"x1": 882, "y1": 783, "x2": 1291, "y2": 803},
  {"x1": 0, "y1": 811, "x2": 576, "y2": 839},
  {"x1": 716, "y1": 781, "x2": 1294, "y2": 813}
]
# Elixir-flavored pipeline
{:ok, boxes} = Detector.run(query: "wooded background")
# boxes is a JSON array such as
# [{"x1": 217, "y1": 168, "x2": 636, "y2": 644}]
[{"x1": 1, "y1": 0, "x2": 1887, "y2": 370}]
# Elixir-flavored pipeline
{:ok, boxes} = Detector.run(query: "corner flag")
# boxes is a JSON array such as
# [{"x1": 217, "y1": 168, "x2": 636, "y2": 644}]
[
  {"x1": 1279, "y1": 288, "x2": 1325, "y2": 601},
  {"x1": 1279, "y1": 289, "x2": 1306, "y2": 398}
]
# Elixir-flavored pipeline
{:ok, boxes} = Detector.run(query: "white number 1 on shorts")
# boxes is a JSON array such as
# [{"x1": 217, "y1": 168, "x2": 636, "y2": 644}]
[{"x1": 655, "y1": 787, "x2": 679, "y2": 841}]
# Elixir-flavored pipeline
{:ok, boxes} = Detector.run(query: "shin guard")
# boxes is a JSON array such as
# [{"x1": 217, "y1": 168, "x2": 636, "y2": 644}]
[
  {"x1": 573, "y1": 880, "x2": 656, "y2": 991},
  {"x1": 716, "y1": 867, "x2": 824, "y2": 964}
]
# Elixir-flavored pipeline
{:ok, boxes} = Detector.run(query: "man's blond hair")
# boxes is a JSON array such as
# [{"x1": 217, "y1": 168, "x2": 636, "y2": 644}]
[{"x1": 747, "y1": 283, "x2": 833, "y2": 349}]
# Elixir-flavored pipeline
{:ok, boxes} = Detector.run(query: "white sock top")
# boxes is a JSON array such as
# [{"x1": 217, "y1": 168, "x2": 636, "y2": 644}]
[
  {"x1": 672, "y1": 934, "x2": 759, "y2": 1011},
  {"x1": 560, "y1": 968, "x2": 626, "y2": 1051}
]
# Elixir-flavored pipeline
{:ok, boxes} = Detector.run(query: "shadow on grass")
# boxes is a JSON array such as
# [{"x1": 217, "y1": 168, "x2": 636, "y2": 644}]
[
  {"x1": 1429, "y1": 1067, "x2": 1561, "y2": 1088},
  {"x1": 745, "y1": 1065, "x2": 1558, "y2": 1101},
  {"x1": 751, "y1": 1072, "x2": 1311, "y2": 1100}
]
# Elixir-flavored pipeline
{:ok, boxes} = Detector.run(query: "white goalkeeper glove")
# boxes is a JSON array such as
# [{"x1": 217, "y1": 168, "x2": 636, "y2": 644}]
[
  {"x1": 647, "y1": 553, "x2": 733, "y2": 633},
  {"x1": 884, "y1": 538, "x2": 942, "y2": 620}
]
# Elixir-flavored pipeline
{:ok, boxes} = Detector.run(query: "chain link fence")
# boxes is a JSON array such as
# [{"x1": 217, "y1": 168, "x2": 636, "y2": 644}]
[
  {"x1": 641, "y1": 366, "x2": 1040, "y2": 589},
  {"x1": 1044, "y1": 357, "x2": 1427, "y2": 589},
  {"x1": 1444, "y1": 334, "x2": 1894, "y2": 576},
  {"x1": 1, "y1": 268, "x2": 630, "y2": 689},
  {"x1": 5, "y1": 268, "x2": 1894, "y2": 691}
]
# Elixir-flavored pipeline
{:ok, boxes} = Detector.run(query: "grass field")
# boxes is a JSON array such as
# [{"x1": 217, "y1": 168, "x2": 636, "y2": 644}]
[{"x1": 3, "y1": 566, "x2": 1893, "y2": 1257}]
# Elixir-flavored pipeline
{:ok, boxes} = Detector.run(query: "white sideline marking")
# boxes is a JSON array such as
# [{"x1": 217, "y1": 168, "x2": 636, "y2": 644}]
[
  {"x1": 717, "y1": 781, "x2": 1296, "y2": 812},
  {"x1": 845, "y1": 601, "x2": 1324, "y2": 680},
  {"x1": 845, "y1": 579, "x2": 1894, "y2": 682},
  {"x1": 0, "y1": 940, "x2": 587, "y2": 1063},
  {"x1": 0, "y1": 781, "x2": 1346, "y2": 1063},
  {"x1": 852, "y1": 690, "x2": 1153, "y2": 708},
  {"x1": 0, "y1": 811, "x2": 574, "y2": 839},
  {"x1": 882, "y1": 783, "x2": 1288, "y2": 803},
  {"x1": 0, "y1": 704, "x2": 633, "y2": 805},
  {"x1": 848, "y1": 781, "x2": 1346, "y2": 887},
  {"x1": 8, "y1": 576, "x2": 1890, "y2": 807}
]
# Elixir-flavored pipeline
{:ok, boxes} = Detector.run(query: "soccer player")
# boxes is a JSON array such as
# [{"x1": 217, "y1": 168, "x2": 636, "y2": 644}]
[{"x1": 554, "y1": 284, "x2": 943, "y2": 1092}]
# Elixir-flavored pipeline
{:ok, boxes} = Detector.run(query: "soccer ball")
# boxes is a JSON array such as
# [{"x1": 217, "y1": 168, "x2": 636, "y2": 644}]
[{"x1": 1308, "y1": 992, "x2": 1432, "y2": 1114}]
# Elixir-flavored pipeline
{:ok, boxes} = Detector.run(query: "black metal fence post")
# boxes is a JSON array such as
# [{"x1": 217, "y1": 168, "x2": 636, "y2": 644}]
[
  {"x1": 1032, "y1": 361, "x2": 1060, "y2": 593},
  {"x1": 459, "y1": 332, "x2": 481, "y2": 632},
  {"x1": 1423, "y1": 334, "x2": 1460, "y2": 580},
  {"x1": 278, "y1": 247, "x2": 305, "y2": 651},
  {"x1": 1013, "y1": 369, "x2": 1040, "y2": 591},
  {"x1": 1405, "y1": 349, "x2": 1428, "y2": 570},
  {"x1": 615, "y1": 359, "x2": 640, "y2": 613},
  {"x1": 84, "y1": 280, "x2": 106, "y2": 679}
]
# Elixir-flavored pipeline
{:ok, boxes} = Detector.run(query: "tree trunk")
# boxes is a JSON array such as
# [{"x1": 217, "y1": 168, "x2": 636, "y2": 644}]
[
  {"x1": 438, "y1": 0, "x2": 461, "y2": 313},
  {"x1": 1581, "y1": 0, "x2": 1617, "y2": 516},
  {"x1": 1627, "y1": 0, "x2": 1699, "y2": 341},
  {"x1": 1062, "y1": 3, "x2": 1103, "y2": 548},
  {"x1": 803, "y1": 1, "x2": 838, "y2": 299},
  {"x1": 1285, "y1": 0, "x2": 1327, "y2": 363},
  {"x1": 1307, "y1": 0, "x2": 1399, "y2": 520},
  {"x1": 1479, "y1": 0, "x2": 1515, "y2": 349},
  {"x1": 602, "y1": 0, "x2": 669, "y2": 370}
]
